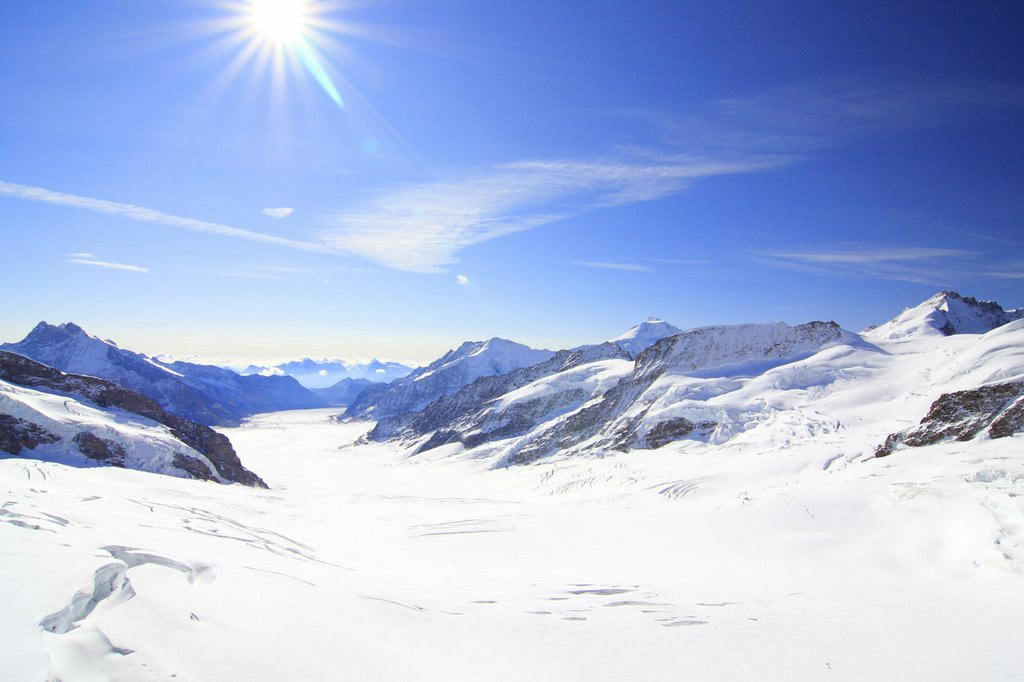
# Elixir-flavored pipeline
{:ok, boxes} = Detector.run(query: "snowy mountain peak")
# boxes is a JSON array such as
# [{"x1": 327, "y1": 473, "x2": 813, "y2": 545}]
[
  {"x1": 610, "y1": 318, "x2": 682, "y2": 357},
  {"x1": 867, "y1": 290, "x2": 1022, "y2": 340},
  {"x1": 347, "y1": 337, "x2": 554, "y2": 419},
  {"x1": 413, "y1": 337, "x2": 552, "y2": 381}
]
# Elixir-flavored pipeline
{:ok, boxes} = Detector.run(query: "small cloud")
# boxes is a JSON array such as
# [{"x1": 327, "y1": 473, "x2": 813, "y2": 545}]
[
  {"x1": 65, "y1": 254, "x2": 148, "y2": 273},
  {"x1": 262, "y1": 207, "x2": 295, "y2": 219},
  {"x1": 258, "y1": 367, "x2": 285, "y2": 377},
  {"x1": 456, "y1": 274, "x2": 470, "y2": 286},
  {"x1": 375, "y1": 368, "x2": 386, "y2": 374},
  {"x1": 318, "y1": 369, "x2": 328, "y2": 376},
  {"x1": 572, "y1": 261, "x2": 653, "y2": 272}
]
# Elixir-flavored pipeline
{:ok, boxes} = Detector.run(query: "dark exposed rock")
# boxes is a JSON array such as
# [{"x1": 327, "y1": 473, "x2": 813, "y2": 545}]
[
  {"x1": 0, "y1": 414, "x2": 60, "y2": 454},
  {"x1": 644, "y1": 417, "x2": 715, "y2": 450},
  {"x1": 0, "y1": 351, "x2": 266, "y2": 487},
  {"x1": 72, "y1": 432, "x2": 126, "y2": 466},
  {"x1": 875, "y1": 381, "x2": 1024, "y2": 457},
  {"x1": 172, "y1": 452, "x2": 218, "y2": 482}
]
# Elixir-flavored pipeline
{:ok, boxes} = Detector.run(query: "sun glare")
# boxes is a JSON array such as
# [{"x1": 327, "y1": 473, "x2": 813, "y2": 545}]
[{"x1": 248, "y1": 0, "x2": 309, "y2": 44}]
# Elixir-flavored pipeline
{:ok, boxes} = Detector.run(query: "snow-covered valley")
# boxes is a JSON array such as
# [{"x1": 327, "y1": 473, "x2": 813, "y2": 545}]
[
  {"x1": 2, "y1": 291, "x2": 1024, "y2": 681},
  {"x1": 3, "y1": 404, "x2": 1023, "y2": 680}
]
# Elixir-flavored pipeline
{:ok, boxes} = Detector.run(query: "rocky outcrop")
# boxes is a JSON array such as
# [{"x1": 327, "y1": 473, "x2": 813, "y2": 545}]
[
  {"x1": 875, "y1": 381, "x2": 1024, "y2": 457},
  {"x1": 0, "y1": 414, "x2": 60, "y2": 454},
  {"x1": 72, "y1": 432, "x2": 127, "y2": 465},
  {"x1": 644, "y1": 416, "x2": 716, "y2": 449},
  {"x1": 0, "y1": 351, "x2": 266, "y2": 487}
]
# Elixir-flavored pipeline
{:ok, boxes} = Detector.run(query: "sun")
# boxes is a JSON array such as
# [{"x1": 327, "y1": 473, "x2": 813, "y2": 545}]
[{"x1": 247, "y1": 0, "x2": 310, "y2": 45}]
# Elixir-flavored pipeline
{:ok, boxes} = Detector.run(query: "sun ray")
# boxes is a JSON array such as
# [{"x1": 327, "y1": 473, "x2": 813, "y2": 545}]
[{"x1": 233, "y1": 0, "x2": 345, "y2": 108}]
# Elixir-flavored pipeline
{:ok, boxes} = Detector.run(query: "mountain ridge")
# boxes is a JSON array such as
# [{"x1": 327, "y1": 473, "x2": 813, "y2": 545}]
[{"x1": 1, "y1": 322, "x2": 324, "y2": 425}]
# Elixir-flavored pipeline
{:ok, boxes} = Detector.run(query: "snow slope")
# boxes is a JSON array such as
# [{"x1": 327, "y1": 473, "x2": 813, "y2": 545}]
[
  {"x1": 866, "y1": 290, "x2": 1023, "y2": 340},
  {"x1": 607, "y1": 317, "x2": 681, "y2": 357},
  {"x1": 1, "y1": 406, "x2": 1022, "y2": 681},
  {"x1": 0, "y1": 379, "x2": 231, "y2": 483}
]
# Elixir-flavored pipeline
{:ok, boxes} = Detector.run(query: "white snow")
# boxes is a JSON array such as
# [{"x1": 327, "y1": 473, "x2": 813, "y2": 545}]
[
  {"x1": 867, "y1": 290, "x2": 1022, "y2": 340},
  {"x1": 608, "y1": 317, "x2": 680, "y2": 356},
  {"x1": 491, "y1": 358, "x2": 633, "y2": 411},
  {"x1": 412, "y1": 338, "x2": 553, "y2": 383},
  {"x1": 2, "y1": 305, "x2": 1024, "y2": 680},
  {"x1": 2, "y1": 401, "x2": 1022, "y2": 681}
]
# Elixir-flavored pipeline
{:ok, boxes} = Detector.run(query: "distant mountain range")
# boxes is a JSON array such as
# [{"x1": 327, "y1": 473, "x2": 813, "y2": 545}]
[
  {"x1": 2, "y1": 290, "x2": 1022, "y2": 481},
  {"x1": 1, "y1": 323, "x2": 325, "y2": 425},
  {"x1": 242, "y1": 357, "x2": 413, "y2": 388},
  {"x1": 353, "y1": 290, "x2": 1024, "y2": 467}
]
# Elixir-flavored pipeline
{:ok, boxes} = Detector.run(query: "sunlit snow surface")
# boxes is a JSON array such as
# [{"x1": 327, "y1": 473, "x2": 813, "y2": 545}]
[{"x1": 3, "y1": 325, "x2": 1024, "y2": 680}]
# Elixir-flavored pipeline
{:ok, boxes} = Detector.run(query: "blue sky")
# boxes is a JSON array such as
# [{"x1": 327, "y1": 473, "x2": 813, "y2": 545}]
[{"x1": 1, "y1": 0, "x2": 1022, "y2": 363}]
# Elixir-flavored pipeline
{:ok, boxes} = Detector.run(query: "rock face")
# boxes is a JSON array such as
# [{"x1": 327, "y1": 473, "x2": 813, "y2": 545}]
[
  {"x1": 866, "y1": 290, "x2": 1023, "y2": 340},
  {"x1": 348, "y1": 337, "x2": 554, "y2": 420},
  {"x1": 0, "y1": 351, "x2": 266, "y2": 487},
  {"x1": 0, "y1": 414, "x2": 60, "y2": 454},
  {"x1": 1, "y1": 322, "x2": 324, "y2": 425},
  {"x1": 876, "y1": 381, "x2": 1024, "y2": 457}
]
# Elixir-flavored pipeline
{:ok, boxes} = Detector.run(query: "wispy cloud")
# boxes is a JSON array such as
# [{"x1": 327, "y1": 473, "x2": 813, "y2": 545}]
[
  {"x1": 769, "y1": 247, "x2": 973, "y2": 264},
  {"x1": 319, "y1": 154, "x2": 787, "y2": 273},
  {"x1": 0, "y1": 181, "x2": 330, "y2": 254},
  {"x1": 572, "y1": 260, "x2": 653, "y2": 272},
  {"x1": 262, "y1": 207, "x2": 294, "y2": 219},
  {"x1": 755, "y1": 246, "x2": 983, "y2": 286},
  {"x1": 196, "y1": 264, "x2": 331, "y2": 282},
  {"x1": 65, "y1": 254, "x2": 148, "y2": 273},
  {"x1": 661, "y1": 77, "x2": 1024, "y2": 153},
  {"x1": 649, "y1": 257, "x2": 713, "y2": 266}
]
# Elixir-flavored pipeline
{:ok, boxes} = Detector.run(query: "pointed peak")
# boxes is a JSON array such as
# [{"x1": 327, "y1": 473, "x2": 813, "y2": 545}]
[{"x1": 868, "y1": 291, "x2": 1022, "y2": 339}]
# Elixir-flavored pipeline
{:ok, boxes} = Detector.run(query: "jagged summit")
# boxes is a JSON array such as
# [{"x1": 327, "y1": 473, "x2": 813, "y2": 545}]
[
  {"x1": 867, "y1": 290, "x2": 1022, "y2": 340},
  {"x1": 347, "y1": 337, "x2": 554, "y2": 419},
  {"x1": 411, "y1": 337, "x2": 553, "y2": 382},
  {"x1": 609, "y1": 317, "x2": 681, "y2": 357}
]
